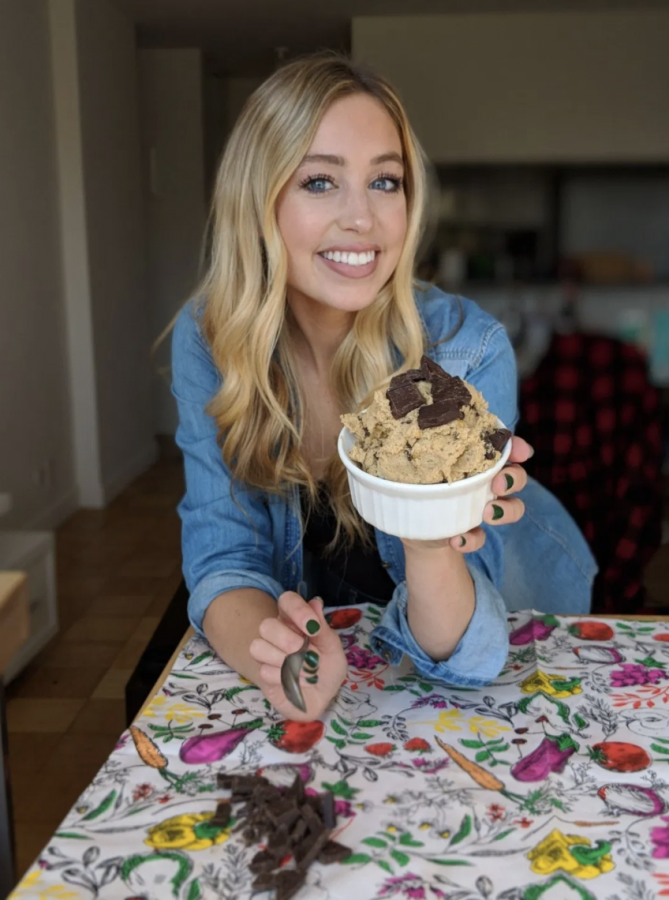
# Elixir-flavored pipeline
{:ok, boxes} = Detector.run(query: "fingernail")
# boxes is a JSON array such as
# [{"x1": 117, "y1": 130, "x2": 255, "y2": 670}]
[
  {"x1": 306, "y1": 675, "x2": 319, "y2": 684},
  {"x1": 492, "y1": 504, "x2": 504, "y2": 521},
  {"x1": 528, "y1": 445, "x2": 535, "y2": 458},
  {"x1": 504, "y1": 474, "x2": 514, "y2": 491},
  {"x1": 459, "y1": 535, "x2": 466, "y2": 547},
  {"x1": 306, "y1": 619, "x2": 321, "y2": 635},
  {"x1": 304, "y1": 650, "x2": 319, "y2": 667}
]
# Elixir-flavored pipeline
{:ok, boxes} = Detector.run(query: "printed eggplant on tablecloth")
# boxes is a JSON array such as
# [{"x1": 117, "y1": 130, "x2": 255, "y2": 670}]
[{"x1": 10, "y1": 606, "x2": 669, "y2": 900}]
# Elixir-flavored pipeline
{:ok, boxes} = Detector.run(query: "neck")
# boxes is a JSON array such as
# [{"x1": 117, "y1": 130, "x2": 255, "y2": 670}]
[{"x1": 287, "y1": 294, "x2": 355, "y2": 379}]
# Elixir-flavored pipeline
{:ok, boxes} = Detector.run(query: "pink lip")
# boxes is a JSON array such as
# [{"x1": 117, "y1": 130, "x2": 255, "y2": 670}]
[{"x1": 317, "y1": 251, "x2": 380, "y2": 279}]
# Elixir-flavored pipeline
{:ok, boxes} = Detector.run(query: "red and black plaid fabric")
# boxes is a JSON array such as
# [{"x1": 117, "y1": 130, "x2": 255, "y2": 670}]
[{"x1": 518, "y1": 331, "x2": 664, "y2": 615}]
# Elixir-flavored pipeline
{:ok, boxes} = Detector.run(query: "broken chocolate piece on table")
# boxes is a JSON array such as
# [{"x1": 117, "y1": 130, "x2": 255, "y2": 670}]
[
  {"x1": 485, "y1": 428, "x2": 512, "y2": 451},
  {"x1": 209, "y1": 800, "x2": 231, "y2": 828},
  {"x1": 214, "y1": 768, "x2": 353, "y2": 896},
  {"x1": 386, "y1": 380, "x2": 423, "y2": 419},
  {"x1": 418, "y1": 397, "x2": 465, "y2": 430}
]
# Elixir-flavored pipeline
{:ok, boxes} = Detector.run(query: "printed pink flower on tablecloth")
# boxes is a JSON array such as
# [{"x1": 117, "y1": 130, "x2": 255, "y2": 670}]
[
  {"x1": 411, "y1": 758, "x2": 449, "y2": 774},
  {"x1": 346, "y1": 646, "x2": 385, "y2": 669},
  {"x1": 378, "y1": 873, "x2": 427, "y2": 899},
  {"x1": 133, "y1": 783, "x2": 154, "y2": 801},
  {"x1": 651, "y1": 815, "x2": 669, "y2": 859},
  {"x1": 410, "y1": 695, "x2": 449, "y2": 709}
]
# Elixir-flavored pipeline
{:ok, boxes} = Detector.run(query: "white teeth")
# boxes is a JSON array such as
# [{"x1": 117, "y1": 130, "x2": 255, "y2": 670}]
[{"x1": 321, "y1": 250, "x2": 376, "y2": 266}]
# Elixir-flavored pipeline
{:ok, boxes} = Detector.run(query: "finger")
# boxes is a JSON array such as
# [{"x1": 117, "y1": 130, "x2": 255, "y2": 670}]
[
  {"x1": 449, "y1": 527, "x2": 486, "y2": 553},
  {"x1": 484, "y1": 497, "x2": 526, "y2": 526},
  {"x1": 249, "y1": 637, "x2": 286, "y2": 669},
  {"x1": 258, "y1": 616, "x2": 308, "y2": 656},
  {"x1": 278, "y1": 591, "x2": 325, "y2": 641},
  {"x1": 508, "y1": 435, "x2": 534, "y2": 464},
  {"x1": 492, "y1": 464, "x2": 528, "y2": 497},
  {"x1": 258, "y1": 663, "x2": 283, "y2": 687}
]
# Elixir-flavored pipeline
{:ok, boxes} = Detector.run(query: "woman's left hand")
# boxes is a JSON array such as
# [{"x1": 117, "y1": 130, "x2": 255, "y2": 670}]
[{"x1": 402, "y1": 435, "x2": 532, "y2": 555}]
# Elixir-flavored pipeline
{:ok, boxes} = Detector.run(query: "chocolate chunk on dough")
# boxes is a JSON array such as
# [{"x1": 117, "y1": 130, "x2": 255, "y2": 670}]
[
  {"x1": 485, "y1": 428, "x2": 512, "y2": 452},
  {"x1": 432, "y1": 375, "x2": 472, "y2": 408},
  {"x1": 387, "y1": 381, "x2": 424, "y2": 419},
  {"x1": 418, "y1": 398, "x2": 465, "y2": 430},
  {"x1": 389, "y1": 367, "x2": 425, "y2": 390}
]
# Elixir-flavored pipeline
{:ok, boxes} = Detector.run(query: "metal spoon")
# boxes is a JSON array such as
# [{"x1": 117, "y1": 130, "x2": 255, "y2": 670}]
[{"x1": 280, "y1": 581, "x2": 310, "y2": 713}]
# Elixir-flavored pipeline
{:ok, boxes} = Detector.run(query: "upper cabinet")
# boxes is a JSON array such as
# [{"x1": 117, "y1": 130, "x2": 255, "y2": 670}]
[{"x1": 352, "y1": 11, "x2": 669, "y2": 163}]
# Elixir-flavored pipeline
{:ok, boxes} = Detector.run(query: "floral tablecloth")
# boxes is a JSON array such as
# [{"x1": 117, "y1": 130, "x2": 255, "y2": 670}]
[{"x1": 10, "y1": 606, "x2": 669, "y2": 900}]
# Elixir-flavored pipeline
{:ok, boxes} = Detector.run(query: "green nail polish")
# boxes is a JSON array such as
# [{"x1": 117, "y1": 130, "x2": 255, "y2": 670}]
[
  {"x1": 306, "y1": 675, "x2": 318, "y2": 684},
  {"x1": 304, "y1": 650, "x2": 319, "y2": 667},
  {"x1": 306, "y1": 619, "x2": 320, "y2": 635},
  {"x1": 492, "y1": 504, "x2": 504, "y2": 520},
  {"x1": 505, "y1": 474, "x2": 514, "y2": 491},
  {"x1": 459, "y1": 536, "x2": 466, "y2": 547},
  {"x1": 303, "y1": 663, "x2": 318, "y2": 675}
]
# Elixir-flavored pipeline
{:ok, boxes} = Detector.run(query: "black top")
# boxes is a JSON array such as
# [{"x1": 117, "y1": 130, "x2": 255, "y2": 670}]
[{"x1": 300, "y1": 484, "x2": 396, "y2": 604}]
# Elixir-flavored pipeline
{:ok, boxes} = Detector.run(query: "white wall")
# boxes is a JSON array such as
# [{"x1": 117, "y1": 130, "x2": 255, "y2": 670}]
[
  {"x1": 353, "y1": 11, "x2": 669, "y2": 162},
  {"x1": 75, "y1": 0, "x2": 156, "y2": 497},
  {"x1": 139, "y1": 49, "x2": 207, "y2": 436},
  {"x1": 0, "y1": 0, "x2": 76, "y2": 530}
]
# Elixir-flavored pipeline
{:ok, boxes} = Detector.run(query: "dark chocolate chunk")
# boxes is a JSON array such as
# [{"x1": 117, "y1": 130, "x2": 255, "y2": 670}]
[
  {"x1": 485, "y1": 428, "x2": 512, "y2": 452},
  {"x1": 389, "y1": 367, "x2": 424, "y2": 390},
  {"x1": 267, "y1": 825, "x2": 291, "y2": 853},
  {"x1": 386, "y1": 381, "x2": 423, "y2": 419},
  {"x1": 210, "y1": 800, "x2": 231, "y2": 828},
  {"x1": 319, "y1": 792, "x2": 336, "y2": 829},
  {"x1": 249, "y1": 849, "x2": 279, "y2": 874},
  {"x1": 294, "y1": 827, "x2": 331, "y2": 870},
  {"x1": 252, "y1": 872, "x2": 276, "y2": 891},
  {"x1": 275, "y1": 869, "x2": 306, "y2": 900},
  {"x1": 285, "y1": 774, "x2": 305, "y2": 806},
  {"x1": 217, "y1": 772, "x2": 234, "y2": 788},
  {"x1": 290, "y1": 817, "x2": 308, "y2": 844},
  {"x1": 418, "y1": 398, "x2": 465, "y2": 430},
  {"x1": 421, "y1": 354, "x2": 450, "y2": 383},
  {"x1": 485, "y1": 449, "x2": 495, "y2": 460},
  {"x1": 432, "y1": 375, "x2": 472, "y2": 408},
  {"x1": 317, "y1": 840, "x2": 354, "y2": 865}
]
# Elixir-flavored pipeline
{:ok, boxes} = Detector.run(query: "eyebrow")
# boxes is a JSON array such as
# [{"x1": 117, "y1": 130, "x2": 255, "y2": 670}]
[{"x1": 299, "y1": 151, "x2": 404, "y2": 168}]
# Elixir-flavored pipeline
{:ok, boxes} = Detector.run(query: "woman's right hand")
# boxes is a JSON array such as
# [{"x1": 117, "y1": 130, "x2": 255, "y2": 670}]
[{"x1": 249, "y1": 591, "x2": 348, "y2": 721}]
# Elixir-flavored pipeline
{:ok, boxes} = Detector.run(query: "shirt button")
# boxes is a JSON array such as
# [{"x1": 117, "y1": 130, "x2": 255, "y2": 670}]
[
  {"x1": 381, "y1": 560, "x2": 391, "y2": 569},
  {"x1": 381, "y1": 648, "x2": 394, "y2": 662}
]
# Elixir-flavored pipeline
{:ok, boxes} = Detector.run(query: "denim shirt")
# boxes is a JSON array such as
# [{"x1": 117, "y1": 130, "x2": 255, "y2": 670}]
[{"x1": 172, "y1": 284, "x2": 597, "y2": 688}]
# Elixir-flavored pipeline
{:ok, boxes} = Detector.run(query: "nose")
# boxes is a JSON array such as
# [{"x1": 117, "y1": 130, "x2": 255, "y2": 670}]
[{"x1": 337, "y1": 185, "x2": 374, "y2": 233}]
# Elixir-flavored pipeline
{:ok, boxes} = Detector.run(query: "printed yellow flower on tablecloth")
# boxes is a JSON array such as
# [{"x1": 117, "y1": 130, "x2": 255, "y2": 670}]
[
  {"x1": 519, "y1": 671, "x2": 582, "y2": 698},
  {"x1": 146, "y1": 813, "x2": 233, "y2": 852},
  {"x1": 142, "y1": 695, "x2": 205, "y2": 724},
  {"x1": 433, "y1": 709, "x2": 464, "y2": 732},
  {"x1": 468, "y1": 716, "x2": 510, "y2": 738},
  {"x1": 528, "y1": 829, "x2": 614, "y2": 879}
]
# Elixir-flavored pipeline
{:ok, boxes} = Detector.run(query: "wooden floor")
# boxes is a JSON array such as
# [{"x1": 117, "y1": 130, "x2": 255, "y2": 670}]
[
  {"x1": 5, "y1": 453, "x2": 669, "y2": 884},
  {"x1": 6, "y1": 457, "x2": 185, "y2": 883}
]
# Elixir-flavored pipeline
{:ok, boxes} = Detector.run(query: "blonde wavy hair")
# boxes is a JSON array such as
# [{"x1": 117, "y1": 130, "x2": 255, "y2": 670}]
[{"x1": 195, "y1": 51, "x2": 436, "y2": 552}]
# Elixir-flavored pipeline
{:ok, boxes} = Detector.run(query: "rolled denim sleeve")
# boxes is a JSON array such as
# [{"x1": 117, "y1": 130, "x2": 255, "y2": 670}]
[
  {"x1": 171, "y1": 302, "x2": 282, "y2": 634},
  {"x1": 368, "y1": 563, "x2": 510, "y2": 686}
]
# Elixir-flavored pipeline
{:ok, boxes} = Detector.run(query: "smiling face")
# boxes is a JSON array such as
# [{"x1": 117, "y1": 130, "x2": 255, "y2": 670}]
[{"x1": 276, "y1": 93, "x2": 408, "y2": 318}]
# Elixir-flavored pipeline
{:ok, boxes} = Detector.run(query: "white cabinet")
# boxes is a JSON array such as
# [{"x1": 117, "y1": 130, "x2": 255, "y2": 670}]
[{"x1": 0, "y1": 531, "x2": 58, "y2": 683}]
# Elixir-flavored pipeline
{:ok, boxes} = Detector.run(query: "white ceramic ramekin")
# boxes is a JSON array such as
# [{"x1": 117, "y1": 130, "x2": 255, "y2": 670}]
[{"x1": 337, "y1": 419, "x2": 512, "y2": 540}]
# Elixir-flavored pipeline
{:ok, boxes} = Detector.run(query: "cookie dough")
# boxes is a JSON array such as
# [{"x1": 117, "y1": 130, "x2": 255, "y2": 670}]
[{"x1": 340, "y1": 355, "x2": 511, "y2": 485}]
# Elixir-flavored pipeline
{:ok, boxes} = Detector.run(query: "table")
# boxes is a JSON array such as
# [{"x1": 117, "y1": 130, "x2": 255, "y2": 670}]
[
  {"x1": 0, "y1": 572, "x2": 30, "y2": 899},
  {"x1": 8, "y1": 606, "x2": 669, "y2": 900}
]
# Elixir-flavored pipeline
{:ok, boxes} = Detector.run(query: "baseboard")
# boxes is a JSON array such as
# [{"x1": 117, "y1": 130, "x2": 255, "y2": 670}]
[
  {"x1": 25, "y1": 488, "x2": 79, "y2": 531},
  {"x1": 103, "y1": 441, "x2": 159, "y2": 505}
]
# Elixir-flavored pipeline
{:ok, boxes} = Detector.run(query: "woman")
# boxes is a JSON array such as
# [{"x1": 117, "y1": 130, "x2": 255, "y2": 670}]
[{"x1": 171, "y1": 52, "x2": 596, "y2": 723}]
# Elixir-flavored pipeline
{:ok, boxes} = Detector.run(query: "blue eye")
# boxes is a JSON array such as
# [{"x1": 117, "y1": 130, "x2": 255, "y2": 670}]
[
  {"x1": 299, "y1": 174, "x2": 335, "y2": 193},
  {"x1": 371, "y1": 175, "x2": 403, "y2": 193}
]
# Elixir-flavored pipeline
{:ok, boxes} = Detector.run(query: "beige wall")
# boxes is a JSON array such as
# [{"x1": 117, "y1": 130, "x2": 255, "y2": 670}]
[
  {"x1": 139, "y1": 48, "x2": 207, "y2": 436},
  {"x1": 75, "y1": 0, "x2": 156, "y2": 497},
  {"x1": 0, "y1": 0, "x2": 76, "y2": 530},
  {"x1": 353, "y1": 11, "x2": 669, "y2": 162}
]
